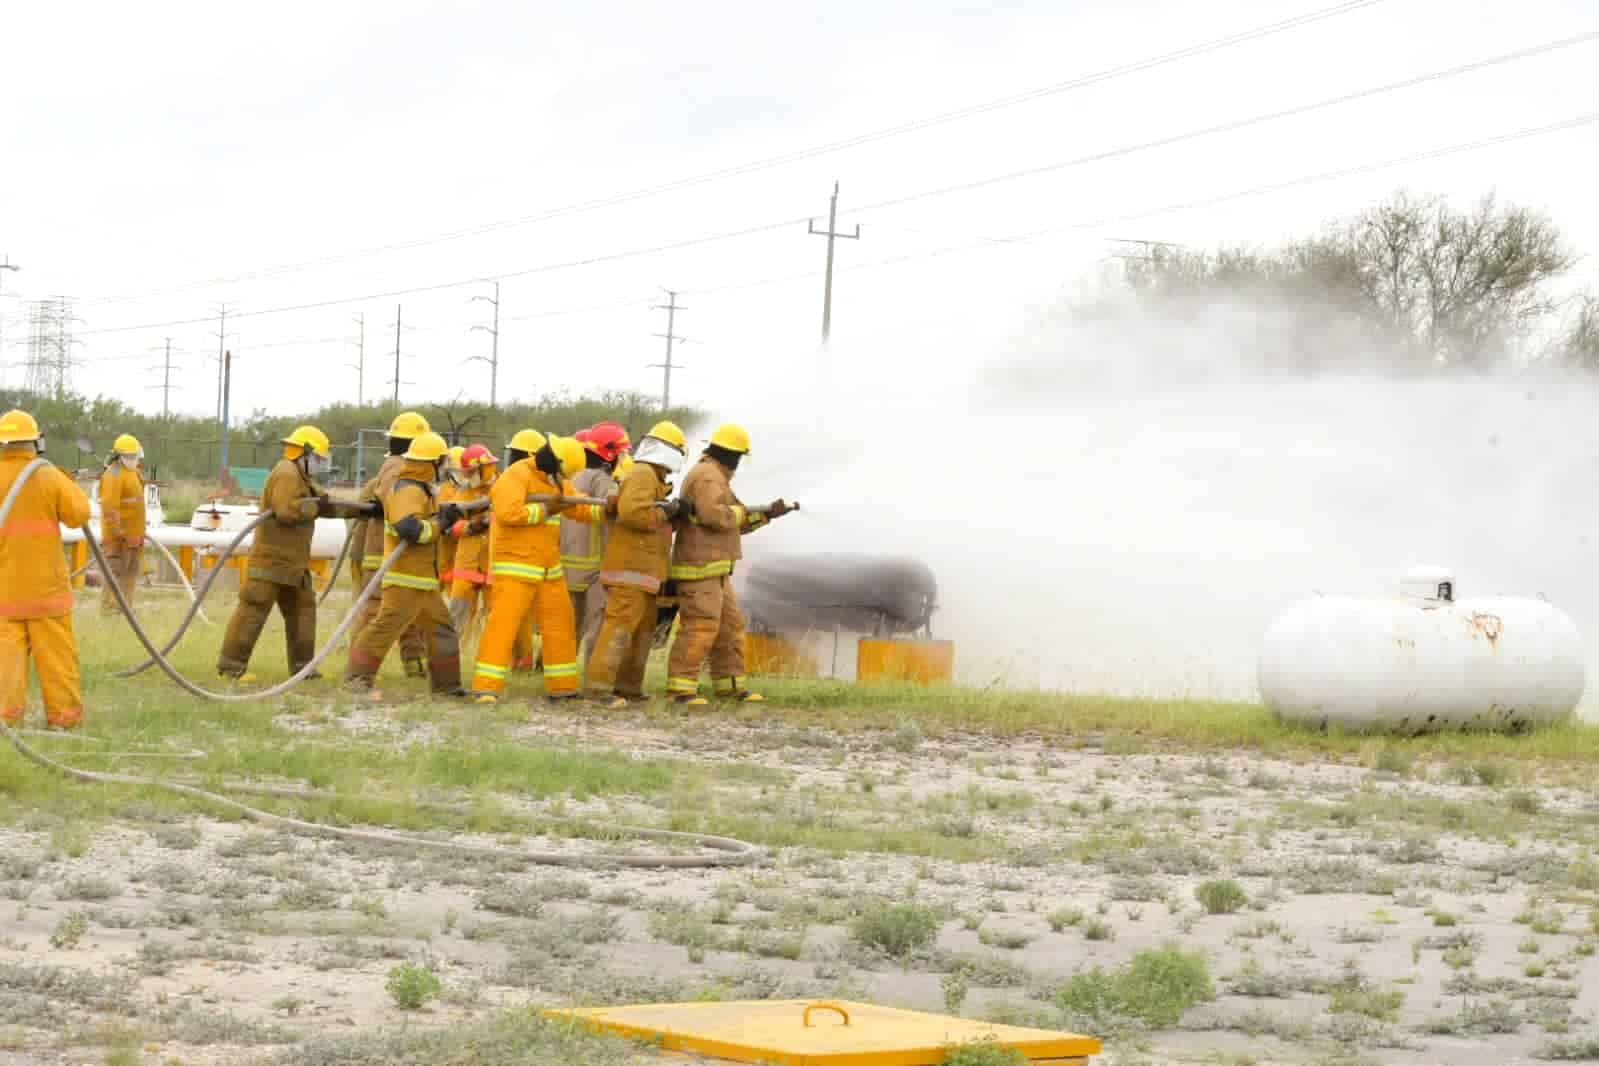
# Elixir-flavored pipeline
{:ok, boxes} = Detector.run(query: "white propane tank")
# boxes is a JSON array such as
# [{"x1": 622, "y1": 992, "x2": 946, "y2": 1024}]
[{"x1": 1258, "y1": 567, "x2": 1585, "y2": 732}]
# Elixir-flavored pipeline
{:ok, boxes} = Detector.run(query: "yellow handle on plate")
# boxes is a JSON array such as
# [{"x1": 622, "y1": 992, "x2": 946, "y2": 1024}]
[{"x1": 803, "y1": 1002, "x2": 851, "y2": 1028}]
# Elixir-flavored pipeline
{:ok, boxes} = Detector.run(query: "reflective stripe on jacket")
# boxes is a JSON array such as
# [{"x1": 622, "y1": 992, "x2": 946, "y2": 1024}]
[
  {"x1": 488, "y1": 459, "x2": 601, "y2": 585},
  {"x1": 599, "y1": 463, "x2": 672, "y2": 592},
  {"x1": 379, "y1": 462, "x2": 441, "y2": 591},
  {"x1": 668, "y1": 455, "x2": 768, "y2": 582},
  {"x1": 559, "y1": 466, "x2": 616, "y2": 591}
]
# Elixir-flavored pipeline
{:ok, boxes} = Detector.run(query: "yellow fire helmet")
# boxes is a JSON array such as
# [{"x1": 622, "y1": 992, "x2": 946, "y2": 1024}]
[
  {"x1": 112, "y1": 433, "x2": 144, "y2": 457},
  {"x1": 403, "y1": 431, "x2": 450, "y2": 463},
  {"x1": 645, "y1": 420, "x2": 687, "y2": 451},
  {"x1": 387, "y1": 411, "x2": 431, "y2": 439},
  {"x1": 446, "y1": 444, "x2": 466, "y2": 470},
  {"x1": 0, "y1": 410, "x2": 41, "y2": 445},
  {"x1": 708, "y1": 423, "x2": 751, "y2": 455},
  {"x1": 614, "y1": 454, "x2": 635, "y2": 481},
  {"x1": 508, "y1": 428, "x2": 546, "y2": 455},
  {"x1": 548, "y1": 435, "x2": 587, "y2": 478},
  {"x1": 281, "y1": 425, "x2": 331, "y2": 457}
]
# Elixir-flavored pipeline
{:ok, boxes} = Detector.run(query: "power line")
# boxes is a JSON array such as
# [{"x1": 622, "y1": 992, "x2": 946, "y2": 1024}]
[
  {"x1": 839, "y1": 30, "x2": 1599, "y2": 221},
  {"x1": 71, "y1": 29, "x2": 1588, "y2": 345},
  {"x1": 685, "y1": 112, "x2": 1599, "y2": 295},
  {"x1": 78, "y1": 0, "x2": 1387, "y2": 306}
]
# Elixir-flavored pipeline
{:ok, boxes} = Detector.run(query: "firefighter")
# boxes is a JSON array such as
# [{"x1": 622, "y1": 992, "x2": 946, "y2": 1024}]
[
  {"x1": 665, "y1": 424, "x2": 795, "y2": 705},
  {"x1": 561, "y1": 422, "x2": 629, "y2": 671},
  {"x1": 98, "y1": 433, "x2": 146, "y2": 614},
  {"x1": 582, "y1": 421, "x2": 686, "y2": 708},
  {"x1": 343, "y1": 431, "x2": 463, "y2": 695},
  {"x1": 471, "y1": 431, "x2": 600, "y2": 703},
  {"x1": 0, "y1": 410, "x2": 91, "y2": 730},
  {"x1": 349, "y1": 412, "x2": 431, "y2": 677},
  {"x1": 217, "y1": 426, "x2": 376, "y2": 682},
  {"x1": 437, "y1": 445, "x2": 467, "y2": 594},
  {"x1": 446, "y1": 444, "x2": 497, "y2": 634}
]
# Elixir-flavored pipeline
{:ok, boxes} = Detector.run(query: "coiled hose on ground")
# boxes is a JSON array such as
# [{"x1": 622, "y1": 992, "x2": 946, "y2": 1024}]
[{"x1": 0, "y1": 458, "x2": 762, "y2": 869}]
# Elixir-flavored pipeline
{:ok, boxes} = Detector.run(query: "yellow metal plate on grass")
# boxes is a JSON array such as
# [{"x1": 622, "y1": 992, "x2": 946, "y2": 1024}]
[{"x1": 546, "y1": 998, "x2": 1101, "y2": 1064}]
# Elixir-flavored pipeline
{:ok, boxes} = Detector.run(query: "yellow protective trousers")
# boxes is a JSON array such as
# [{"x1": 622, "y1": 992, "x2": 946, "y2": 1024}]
[
  {"x1": 217, "y1": 578, "x2": 316, "y2": 678},
  {"x1": 0, "y1": 614, "x2": 82, "y2": 729},
  {"x1": 98, "y1": 541, "x2": 140, "y2": 614},
  {"x1": 665, "y1": 576, "x2": 746, "y2": 697},
  {"x1": 344, "y1": 586, "x2": 461, "y2": 693},
  {"x1": 473, "y1": 577, "x2": 576, "y2": 696},
  {"x1": 584, "y1": 585, "x2": 656, "y2": 699},
  {"x1": 450, "y1": 579, "x2": 535, "y2": 669},
  {"x1": 351, "y1": 577, "x2": 429, "y2": 675}
]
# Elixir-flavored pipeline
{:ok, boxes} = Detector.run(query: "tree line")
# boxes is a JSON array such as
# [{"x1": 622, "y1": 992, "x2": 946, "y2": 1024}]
[
  {"x1": 1082, "y1": 190, "x2": 1596, "y2": 370},
  {"x1": 0, "y1": 388, "x2": 701, "y2": 484}
]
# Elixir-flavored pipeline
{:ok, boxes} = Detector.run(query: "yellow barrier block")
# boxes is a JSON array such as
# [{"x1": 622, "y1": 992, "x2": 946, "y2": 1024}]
[
  {"x1": 857, "y1": 639, "x2": 954, "y2": 684},
  {"x1": 547, "y1": 999, "x2": 1099, "y2": 1064},
  {"x1": 745, "y1": 633, "x2": 818, "y2": 677}
]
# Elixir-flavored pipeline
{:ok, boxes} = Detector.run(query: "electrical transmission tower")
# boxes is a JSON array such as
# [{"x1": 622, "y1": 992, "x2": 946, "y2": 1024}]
[
  {"x1": 468, "y1": 281, "x2": 501, "y2": 405},
  {"x1": 24, "y1": 297, "x2": 78, "y2": 398},
  {"x1": 349, "y1": 312, "x2": 366, "y2": 405},
  {"x1": 648, "y1": 289, "x2": 686, "y2": 412},
  {"x1": 387, "y1": 304, "x2": 412, "y2": 405},
  {"x1": 807, "y1": 181, "x2": 861, "y2": 345}
]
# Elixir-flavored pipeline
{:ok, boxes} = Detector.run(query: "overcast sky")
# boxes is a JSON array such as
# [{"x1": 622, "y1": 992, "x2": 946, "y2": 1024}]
[{"x1": 2, "y1": 0, "x2": 1595, "y2": 420}]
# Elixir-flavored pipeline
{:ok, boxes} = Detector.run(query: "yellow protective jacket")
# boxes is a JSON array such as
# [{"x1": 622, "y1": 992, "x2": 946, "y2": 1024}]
[
  {"x1": 437, "y1": 481, "x2": 461, "y2": 583},
  {"x1": 357, "y1": 455, "x2": 405, "y2": 570},
  {"x1": 488, "y1": 459, "x2": 602, "y2": 584},
  {"x1": 98, "y1": 464, "x2": 145, "y2": 546},
  {"x1": 599, "y1": 462, "x2": 673, "y2": 593},
  {"x1": 0, "y1": 448, "x2": 91, "y2": 619},
  {"x1": 379, "y1": 459, "x2": 443, "y2": 591},
  {"x1": 249, "y1": 458, "x2": 327, "y2": 586},
  {"x1": 669, "y1": 455, "x2": 768, "y2": 582},
  {"x1": 450, "y1": 480, "x2": 492, "y2": 586},
  {"x1": 559, "y1": 465, "x2": 618, "y2": 592}
]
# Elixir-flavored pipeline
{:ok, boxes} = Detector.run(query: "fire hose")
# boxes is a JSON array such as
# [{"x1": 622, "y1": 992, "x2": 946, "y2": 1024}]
[{"x1": 0, "y1": 458, "x2": 763, "y2": 869}]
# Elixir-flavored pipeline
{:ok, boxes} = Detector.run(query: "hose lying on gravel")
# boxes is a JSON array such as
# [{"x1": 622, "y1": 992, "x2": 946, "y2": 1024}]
[{"x1": 0, "y1": 458, "x2": 764, "y2": 869}]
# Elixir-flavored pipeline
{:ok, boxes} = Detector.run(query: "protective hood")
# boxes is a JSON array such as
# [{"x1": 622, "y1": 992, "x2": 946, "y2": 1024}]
[{"x1": 633, "y1": 436, "x2": 684, "y2": 474}]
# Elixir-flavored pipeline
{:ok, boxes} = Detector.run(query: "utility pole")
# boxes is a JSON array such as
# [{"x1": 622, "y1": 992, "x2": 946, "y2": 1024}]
[
  {"x1": 648, "y1": 289, "x2": 686, "y2": 412},
  {"x1": 0, "y1": 258, "x2": 19, "y2": 385},
  {"x1": 388, "y1": 304, "x2": 407, "y2": 406},
  {"x1": 348, "y1": 312, "x2": 365, "y2": 406},
  {"x1": 212, "y1": 304, "x2": 230, "y2": 423},
  {"x1": 468, "y1": 281, "x2": 501, "y2": 405},
  {"x1": 807, "y1": 181, "x2": 861, "y2": 345},
  {"x1": 147, "y1": 338, "x2": 176, "y2": 419},
  {"x1": 219, "y1": 350, "x2": 233, "y2": 474}
]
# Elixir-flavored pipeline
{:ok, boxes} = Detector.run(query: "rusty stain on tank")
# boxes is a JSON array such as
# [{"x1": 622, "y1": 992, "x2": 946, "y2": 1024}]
[{"x1": 1469, "y1": 612, "x2": 1503, "y2": 648}]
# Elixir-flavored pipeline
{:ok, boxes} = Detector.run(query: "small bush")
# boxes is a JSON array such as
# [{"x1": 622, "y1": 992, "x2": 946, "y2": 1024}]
[
  {"x1": 1055, "y1": 945, "x2": 1213, "y2": 1029},
  {"x1": 1048, "y1": 907, "x2": 1084, "y2": 933},
  {"x1": 1194, "y1": 880, "x2": 1247, "y2": 915},
  {"x1": 1330, "y1": 985, "x2": 1404, "y2": 1022},
  {"x1": 943, "y1": 1039, "x2": 1026, "y2": 1065},
  {"x1": 849, "y1": 902, "x2": 940, "y2": 959},
  {"x1": 977, "y1": 927, "x2": 1033, "y2": 951},
  {"x1": 385, "y1": 964, "x2": 442, "y2": 1011},
  {"x1": 1081, "y1": 917, "x2": 1114, "y2": 942},
  {"x1": 1510, "y1": 791, "x2": 1544, "y2": 815},
  {"x1": 49, "y1": 911, "x2": 88, "y2": 950}
]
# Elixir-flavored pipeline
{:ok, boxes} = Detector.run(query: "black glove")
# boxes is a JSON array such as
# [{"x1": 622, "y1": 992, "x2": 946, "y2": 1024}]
[
  {"x1": 658, "y1": 498, "x2": 685, "y2": 522},
  {"x1": 360, "y1": 500, "x2": 383, "y2": 520},
  {"x1": 469, "y1": 513, "x2": 491, "y2": 535},
  {"x1": 314, "y1": 496, "x2": 337, "y2": 518},
  {"x1": 767, "y1": 498, "x2": 794, "y2": 519},
  {"x1": 392, "y1": 515, "x2": 425, "y2": 544},
  {"x1": 439, "y1": 502, "x2": 463, "y2": 527}
]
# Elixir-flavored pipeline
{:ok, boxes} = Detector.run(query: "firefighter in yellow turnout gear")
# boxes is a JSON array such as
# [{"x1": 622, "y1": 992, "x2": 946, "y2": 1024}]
[
  {"x1": 583, "y1": 422, "x2": 686, "y2": 708},
  {"x1": 444, "y1": 445, "x2": 537, "y2": 665},
  {"x1": 98, "y1": 433, "x2": 145, "y2": 614},
  {"x1": 665, "y1": 424, "x2": 796, "y2": 705},
  {"x1": 218, "y1": 426, "x2": 375, "y2": 681},
  {"x1": 343, "y1": 432, "x2": 463, "y2": 694},
  {"x1": 561, "y1": 422, "x2": 629, "y2": 671},
  {"x1": 0, "y1": 410, "x2": 92, "y2": 730},
  {"x1": 349, "y1": 412, "x2": 431, "y2": 677},
  {"x1": 471, "y1": 432, "x2": 602, "y2": 703}
]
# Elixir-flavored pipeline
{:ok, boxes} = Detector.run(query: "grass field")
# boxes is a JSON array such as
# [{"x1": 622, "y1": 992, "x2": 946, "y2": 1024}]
[{"x1": 5, "y1": 586, "x2": 1599, "y2": 1065}]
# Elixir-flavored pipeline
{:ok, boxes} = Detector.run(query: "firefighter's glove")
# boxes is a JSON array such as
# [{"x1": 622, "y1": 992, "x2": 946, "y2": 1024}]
[
  {"x1": 359, "y1": 500, "x2": 384, "y2": 519},
  {"x1": 439, "y1": 502, "x2": 464, "y2": 528},
  {"x1": 766, "y1": 498, "x2": 794, "y2": 519},
  {"x1": 392, "y1": 516, "x2": 426, "y2": 544},
  {"x1": 604, "y1": 494, "x2": 619, "y2": 517},
  {"x1": 469, "y1": 513, "x2": 490, "y2": 535}
]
